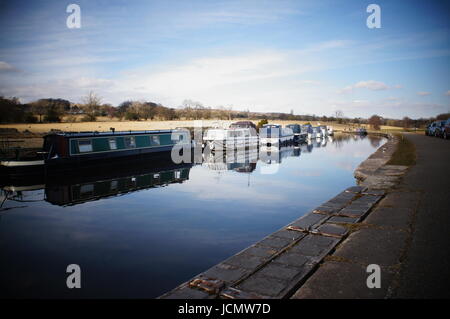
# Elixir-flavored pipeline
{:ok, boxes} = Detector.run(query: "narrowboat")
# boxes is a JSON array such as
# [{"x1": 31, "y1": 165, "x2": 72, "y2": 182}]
[
  {"x1": 0, "y1": 129, "x2": 191, "y2": 176},
  {"x1": 286, "y1": 124, "x2": 307, "y2": 143},
  {"x1": 259, "y1": 124, "x2": 294, "y2": 147},
  {"x1": 202, "y1": 127, "x2": 258, "y2": 151}
]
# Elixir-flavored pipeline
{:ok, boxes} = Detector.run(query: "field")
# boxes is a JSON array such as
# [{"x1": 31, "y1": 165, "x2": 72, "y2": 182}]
[{"x1": 0, "y1": 118, "x2": 408, "y2": 134}]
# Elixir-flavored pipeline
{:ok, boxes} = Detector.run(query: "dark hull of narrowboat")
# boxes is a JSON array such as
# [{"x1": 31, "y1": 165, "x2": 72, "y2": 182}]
[{"x1": 1, "y1": 145, "x2": 192, "y2": 182}]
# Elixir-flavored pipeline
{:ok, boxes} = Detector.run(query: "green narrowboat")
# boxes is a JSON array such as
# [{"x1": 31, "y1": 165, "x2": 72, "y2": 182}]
[{"x1": 0, "y1": 129, "x2": 191, "y2": 176}]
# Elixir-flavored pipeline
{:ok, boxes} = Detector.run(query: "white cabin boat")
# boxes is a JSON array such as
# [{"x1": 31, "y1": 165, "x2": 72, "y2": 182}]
[
  {"x1": 203, "y1": 127, "x2": 258, "y2": 151},
  {"x1": 259, "y1": 124, "x2": 294, "y2": 146},
  {"x1": 312, "y1": 127, "x2": 323, "y2": 139}
]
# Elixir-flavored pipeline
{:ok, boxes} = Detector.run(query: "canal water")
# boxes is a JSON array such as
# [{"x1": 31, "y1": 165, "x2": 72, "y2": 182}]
[{"x1": 0, "y1": 134, "x2": 385, "y2": 298}]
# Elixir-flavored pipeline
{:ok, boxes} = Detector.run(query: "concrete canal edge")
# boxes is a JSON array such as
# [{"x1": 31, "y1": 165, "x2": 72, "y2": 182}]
[{"x1": 159, "y1": 133, "x2": 409, "y2": 299}]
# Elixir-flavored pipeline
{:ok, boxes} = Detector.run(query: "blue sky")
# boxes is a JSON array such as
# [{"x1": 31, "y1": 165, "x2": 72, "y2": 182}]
[{"x1": 0, "y1": 0, "x2": 449, "y2": 118}]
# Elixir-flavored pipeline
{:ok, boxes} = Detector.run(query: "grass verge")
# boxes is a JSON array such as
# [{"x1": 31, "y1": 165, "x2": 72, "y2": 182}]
[{"x1": 386, "y1": 134, "x2": 416, "y2": 166}]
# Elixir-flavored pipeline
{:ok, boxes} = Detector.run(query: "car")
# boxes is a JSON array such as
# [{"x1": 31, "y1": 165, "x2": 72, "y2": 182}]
[
  {"x1": 426, "y1": 121, "x2": 438, "y2": 136},
  {"x1": 425, "y1": 123, "x2": 432, "y2": 136},
  {"x1": 443, "y1": 119, "x2": 450, "y2": 139},
  {"x1": 434, "y1": 120, "x2": 447, "y2": 138}
]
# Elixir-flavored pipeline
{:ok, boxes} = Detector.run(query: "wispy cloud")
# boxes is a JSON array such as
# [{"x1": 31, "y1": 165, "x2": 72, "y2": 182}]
[
  {"x1": 338, "y1": 80, "x2": 396, "y2": 94},
  {"x1": 417, "y1": 91, "x2": 431, "y2": 96},
  {"x1": 0, "y1": 61, "x2": 19, "y2": 73}
]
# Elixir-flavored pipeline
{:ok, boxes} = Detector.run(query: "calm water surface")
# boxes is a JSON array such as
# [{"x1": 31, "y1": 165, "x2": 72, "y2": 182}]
[{"x1": 0, "y1": 134, "x2": 385, "y2": 298}]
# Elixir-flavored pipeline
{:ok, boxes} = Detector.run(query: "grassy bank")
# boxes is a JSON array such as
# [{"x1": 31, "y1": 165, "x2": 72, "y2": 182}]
[
  {"x1": 0, "y1": 119, "x2": 408, "y2": 134},
  {"x1": 386, "y1": 134, "x2": 416, "y2": 166}
]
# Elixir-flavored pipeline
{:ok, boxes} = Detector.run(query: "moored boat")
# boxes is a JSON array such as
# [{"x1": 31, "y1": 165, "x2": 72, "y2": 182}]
[
  {"x1": 259, "y1": 124, "x2": 294, "y2": 147},
  {"x1": 203, "y1": 127, "x2": 258, "y2": 151},
  {"x1": 286, "y1": 124, "x2": 307, "y2": 143},
  {"x1": 0, "y1": 129, "x2": 191, "y2": 176}
]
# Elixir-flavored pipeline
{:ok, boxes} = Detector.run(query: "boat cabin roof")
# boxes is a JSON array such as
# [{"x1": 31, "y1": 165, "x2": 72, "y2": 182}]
[{"x1": 44, "y1": 129, "x2": 183, "y2": 139}]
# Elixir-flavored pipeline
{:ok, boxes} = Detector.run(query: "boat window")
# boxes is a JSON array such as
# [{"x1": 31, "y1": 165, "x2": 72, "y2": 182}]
[
  {"x1": 151, "y1": 135, "x2": 160, "y2": 146},
  {"x1": 110, "y1": 180, "x2": 118, "y2": 190},
  {"x1": 78, "y1": 140, "x2": 93, "y2": 153},
  {"x1": 80, "y1": 184, "x2": 94, "y2": 196},
  {"x1": 109, "y1": 138, "x2": 117, "y2": 150},
  {"x1": 124, "y1": 136, "x2": 136, "y2": 148},
  {"x1": 175, "y1": 170, "x2": 181, "y2": 179}
]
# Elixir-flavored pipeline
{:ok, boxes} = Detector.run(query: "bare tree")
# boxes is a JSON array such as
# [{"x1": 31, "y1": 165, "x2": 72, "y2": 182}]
[
  {"x1": 31, "y1": 100, "x2": 46, "y2": 123},
  {"x1": 82, "y1": 91, "x2": 102, "y2": 121},
  {"x1": 368, "y1": 115, "x2": 381, "y2": 130},
  {"x1": 334, "y1": 110, "x2": 344, "y2": 124}
]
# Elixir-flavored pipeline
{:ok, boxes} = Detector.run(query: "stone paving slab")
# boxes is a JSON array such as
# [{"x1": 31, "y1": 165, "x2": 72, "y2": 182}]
[
  {"x1": 236, "y1": 261, "x2": 314, "y2": 298},
  {"x1": 225, "y1": 253, "x2": 269, "y2": 270},
  {"x1": 236, "y1": 273, "x2": 294, "y2": 298},
  {"x1": 271, "y1": 229, "x2": 307, "y2": 241},
  {"x1": 271, "y1": 250, "x2": 311, "y2": 268},
  {"x1": 315, "y1": 223, "x2": 349, "y2": 238},
  {"x1": 288, "y1": 212, "x2": 329, "y2": 231},
  {"x1": 327, "y1": 216, "x2": 360, "y2": 224},
  {"x1": 236, "y1": 244, "x2": 279, "y2": 259},
  {"x1": 258, "y1": 235, "x2": 296, "y2": 249},
  {"x1": 201, "y1": 263, "x2": 251, "y2": 284},
  {"x1": 313, "y1": 205, "x2": 341, "y2": 215},
  {"x1": 339, "y1": 207, "x2": 370, "y2": 218},
  {"x1": 287, "y1": 235, "x2": 340, "y2": 264}
]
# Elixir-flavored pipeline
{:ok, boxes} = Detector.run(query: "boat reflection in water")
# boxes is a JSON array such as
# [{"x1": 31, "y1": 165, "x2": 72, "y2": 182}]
[
  {"x1": 1, "y1": 160, "x2": 193, "y2": 207},
  {"x1": 259, "y1": 145, "x2": 299, "y2": 164},
  {"x1": 202, "y1": 148, "x2": 258, "y2": 173},
  {"x1": 199, "y1": 133, "x2": 381, "y2": 173}
]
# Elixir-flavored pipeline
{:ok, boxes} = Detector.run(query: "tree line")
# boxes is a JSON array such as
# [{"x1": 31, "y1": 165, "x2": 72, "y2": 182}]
[{"x1": 0, "y1": 94, "x2": 447, "y2": 128}]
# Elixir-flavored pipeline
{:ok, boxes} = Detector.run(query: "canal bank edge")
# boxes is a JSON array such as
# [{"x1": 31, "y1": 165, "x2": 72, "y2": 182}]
[{"x1": 159, "y1": 133, "x2": 406, "y2": 299}]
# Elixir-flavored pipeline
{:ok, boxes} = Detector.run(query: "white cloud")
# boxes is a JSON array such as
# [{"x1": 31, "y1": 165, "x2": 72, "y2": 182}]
[
  {"x1": 417, "y1": 91, "x2": 431, "y2": 96},
  {"x1": 0, "y1": 61, "x2": 18, "y2": 72},
  {"x1": 338, "y1": 80, "x2": 392, "y2": 94}
]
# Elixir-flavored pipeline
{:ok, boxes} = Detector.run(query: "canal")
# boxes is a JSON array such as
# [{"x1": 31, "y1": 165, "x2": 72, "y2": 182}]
[{"x1": 0, "y1": 134, "x2": 385, "y2": 298}]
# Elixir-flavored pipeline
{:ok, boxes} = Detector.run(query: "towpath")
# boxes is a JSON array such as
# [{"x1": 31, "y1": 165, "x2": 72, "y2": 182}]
[{"x1": 292, "y1": 133, "x2": 450, "y2": 298}]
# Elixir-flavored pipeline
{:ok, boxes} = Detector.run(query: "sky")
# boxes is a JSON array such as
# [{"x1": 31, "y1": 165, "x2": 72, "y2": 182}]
[{"x1": 0, "y1": 0, "x2": 449, "y2": 119}]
